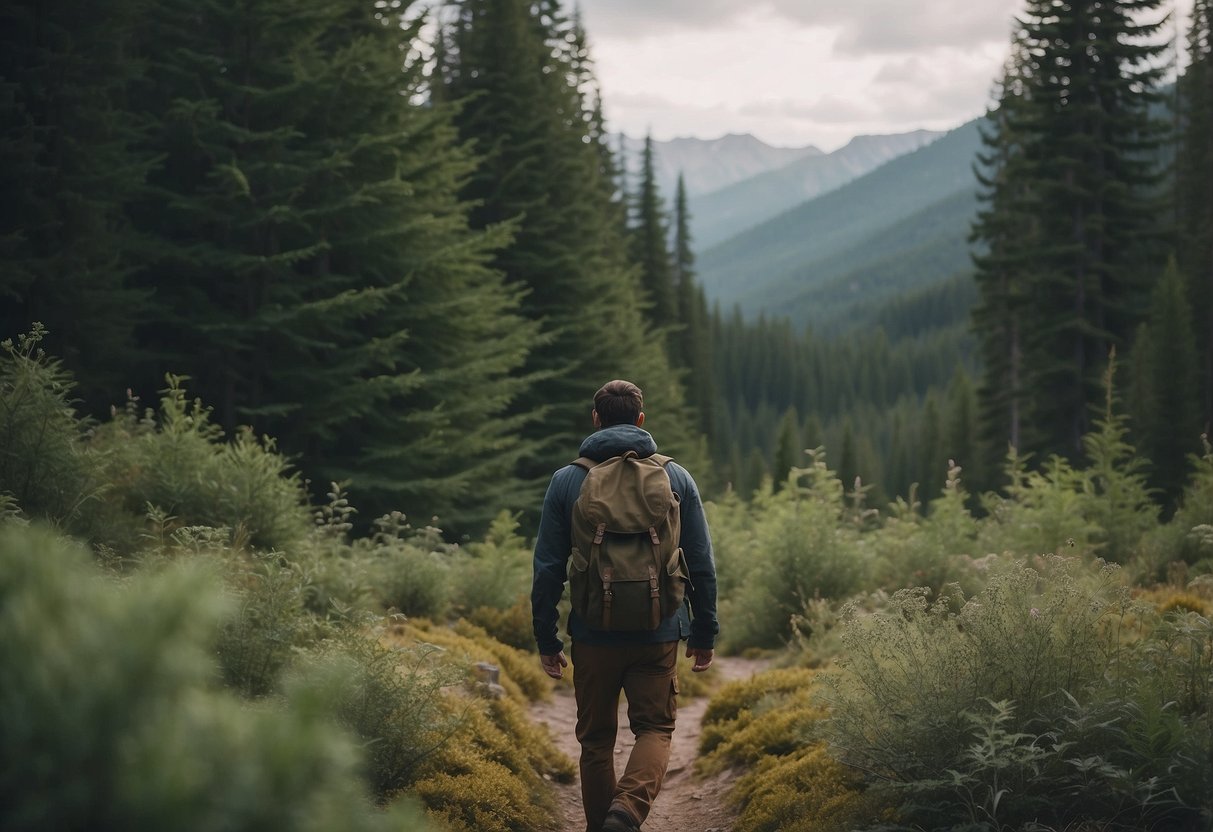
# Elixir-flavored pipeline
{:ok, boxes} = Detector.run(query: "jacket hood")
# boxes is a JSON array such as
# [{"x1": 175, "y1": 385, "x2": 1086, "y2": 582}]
[{"x1": 578, "y1": 424, "x2": 658, "y2": 462}]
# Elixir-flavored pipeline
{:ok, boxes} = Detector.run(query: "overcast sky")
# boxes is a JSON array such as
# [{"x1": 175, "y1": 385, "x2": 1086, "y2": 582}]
[{"x1": 576, "y1": 0, "x2": 1193, "y2": 152}]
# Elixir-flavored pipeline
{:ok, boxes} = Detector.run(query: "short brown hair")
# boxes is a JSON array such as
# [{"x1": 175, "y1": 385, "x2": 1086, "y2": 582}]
[{"x1": 593, "y1": 379, "x2": 643, "y2": 427}]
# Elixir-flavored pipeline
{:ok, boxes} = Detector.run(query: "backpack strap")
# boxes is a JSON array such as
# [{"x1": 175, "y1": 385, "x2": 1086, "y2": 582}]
[{"x1": 571, "y1": 456, "x2": 599, "y2": 471}]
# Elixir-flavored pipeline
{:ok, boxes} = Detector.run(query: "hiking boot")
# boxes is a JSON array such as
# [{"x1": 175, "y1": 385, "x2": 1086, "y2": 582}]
[{"x1": 601, "y1": 809, "x2": 641, "y2": 832}]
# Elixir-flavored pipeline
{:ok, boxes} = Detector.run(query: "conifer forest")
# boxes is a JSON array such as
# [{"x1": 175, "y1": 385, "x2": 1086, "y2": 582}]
[{"x1": 2, "y1": 0, "x2": 1212, "y2": 831}]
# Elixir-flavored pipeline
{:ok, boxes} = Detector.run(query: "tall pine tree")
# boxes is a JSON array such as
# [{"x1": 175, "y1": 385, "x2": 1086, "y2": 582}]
[
  {"x1": 129, "y1": 0, "x2": 538, "y2": 530},
  {"x1": 972, "y1": 0, "x2": 1170, "y2": 462},
  {"x1": 672, "y1": 173, "x2": 715, "y2": 434},
  {"x1": 1178, "y1": 0, "x2": 1213, "y2": 434},
  {"x1": 1128, "y1": 258, "x2": 1201, "y2": 503},
  {"x1": 0, "y1": 0, "x2": 153, "y2": 411},
  {"x1": 630, "y1": 135, "x2": 677, "y2": 331},
  {"x1": 442, "y1": 0, "x2": 706, "y2": 485}
]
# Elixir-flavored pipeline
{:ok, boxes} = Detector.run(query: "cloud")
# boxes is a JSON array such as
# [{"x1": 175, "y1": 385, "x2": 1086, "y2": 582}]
[
  {"x1": 577, "y1": 0, "x2": 1021, "y2": 55},
  {"x1": 767, "y1": 0, "x2": 1021, "y2": 54},
  {"x1": 579, "y1": 1, "x2": 1014, "y2": 149},
  {"x1": 575, "y1": 0, "x2": 745, "y2": 37},
  {"x1": 739, "y1": 95, "x2": 876, "y2": 125}
]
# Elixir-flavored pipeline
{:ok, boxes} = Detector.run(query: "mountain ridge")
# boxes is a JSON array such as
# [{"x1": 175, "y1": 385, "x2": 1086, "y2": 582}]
[
  {"x1": 695, "y1": 118, "x2": 983, "y2": 330},
  {"x1": 688, "y1": 128, "x2": 944, "y2": 249}
]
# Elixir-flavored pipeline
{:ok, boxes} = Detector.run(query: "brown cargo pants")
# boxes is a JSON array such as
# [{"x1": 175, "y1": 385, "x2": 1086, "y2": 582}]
[{"x1": 571, "y1": 640, "x2": 679, "y2": 832}]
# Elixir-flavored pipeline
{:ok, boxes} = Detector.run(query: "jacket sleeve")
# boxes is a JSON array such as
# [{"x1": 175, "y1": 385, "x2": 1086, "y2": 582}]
[
  {"x1": 669, "y1": 462, "x2": 719, "y2": 650},
  {"x1": 531, "y1": 468, "x2": 573, "y2": 655}
]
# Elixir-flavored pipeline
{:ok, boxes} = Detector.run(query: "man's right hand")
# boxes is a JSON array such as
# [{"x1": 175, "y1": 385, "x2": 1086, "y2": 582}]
[
  {"x1": 686, "y1": 645, "x2": 714, "y2": 672},
  {"x1": 540, "y1": 651, "x2": 568, "y2": 680}
]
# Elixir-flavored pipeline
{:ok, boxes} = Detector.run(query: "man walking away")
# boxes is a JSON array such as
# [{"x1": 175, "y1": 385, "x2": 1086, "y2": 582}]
[{"x1": 531, "y1": 379, "x2": 719, "y2": 832}]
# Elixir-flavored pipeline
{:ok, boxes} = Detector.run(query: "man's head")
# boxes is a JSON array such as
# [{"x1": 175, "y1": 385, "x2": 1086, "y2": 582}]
[{"x1": 592, "y1": 379, "x2": 644, "y2": 429}]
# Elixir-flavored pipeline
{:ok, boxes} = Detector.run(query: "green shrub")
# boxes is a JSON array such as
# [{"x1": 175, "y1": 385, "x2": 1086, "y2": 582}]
[
  {"x1": 216, "y1": 551, "x2": 313, "y2": 697},
  {"x1": 699, "y1": 667, "x2": 820, "y2": 770},
  {"x1": 871, "y1": 463, "x2": 985, "y2": 596},
  {"x1": 452, "y1": 511, "x2": 531, "y2": 613},
  {"x1": 0, "y1": 325, "x2": 102, "y2": 535},
  {"x1": 319, "y1": 631, "x2": 466, "y2": 802},
  {"x1": 291, "y1": 486, "x2": 378, "y2": 617},
  {"x1": 698, "y1": 666, "x2": 871, "y2": 832},
  {"x1": 92, "y1": 376, "x2": 310, "y2": 551},
  {"x1": 977, "y1": 450, "x2": 1104, "y2": 559},
  {"x1": 0, "y1": 524, "x2": 429, "y2": 832},
  {"x1": 466, "y1": 598, "x2": 534, "y2": 652},
  {"x1": 1175, "y1": 437, "x2": 1213, "y2": 567},
  {"x1": 976, "y1": 408, "x2": 1158, "y2": 565},
  {"x1": 716, "y1": 452, "x2": 871, "y2": 650},
  {"x1": 822, "y1": 557, "x2": 1212, "y2": 830},
  {"x1": 730, "y1": 744, "x2": 870, "y2": 832},
  {"x1": 361, "y1": 512, "x2": 456, "y2": 618}
]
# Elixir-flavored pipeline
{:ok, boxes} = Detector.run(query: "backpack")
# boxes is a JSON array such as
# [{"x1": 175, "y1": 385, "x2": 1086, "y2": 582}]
[{"x1": 568, "y1": 450, "x2": 690, "y2": 631}]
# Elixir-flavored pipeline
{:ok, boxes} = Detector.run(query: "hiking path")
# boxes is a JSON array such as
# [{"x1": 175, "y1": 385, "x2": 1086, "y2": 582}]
[{"x1": 529, "y1": 655, "x2": 770, "y2": 832}]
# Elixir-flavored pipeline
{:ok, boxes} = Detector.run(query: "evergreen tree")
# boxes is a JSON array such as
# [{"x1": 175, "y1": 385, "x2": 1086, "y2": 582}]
[
  {"x1": 971, "y1": 47, "x2": 1036, "y2": 480},
  {"x1": 443, "y1": 0, "x2": 706, "y2": 484},
  {"x1": 129, "y1": 0, "x2": 538, "y2": 530},
  {"x1": 672, "y1": 173, "x2": 715, "y2": 434},
  {"x1": 1178, "y1": 0, "x2": 1213, "y2": 433},
  {"x1": 631, "y1": 135, "x2": 677, "y2": 330},
  {"x1": 946, "y1": 368, "x2": 980, "y2": 491},
  {"x1": 0, "y1": 0, "x2": 153, "y2": 411},
  {"x1": 837, "y1": 420, "x2": 859, "y2": 494},
  {"x1": 1129, "y1": 259, "x2": 1201, "y2": 503},
  {"x1": 919, "y1": 396, "x2": 945, "y2": 500},
  {"x1": 772, "y1": 407, "x2": 801, "y2": 489},
  {"x1": 972, "y1": 0, "x2": 1170, "y2": 461}
]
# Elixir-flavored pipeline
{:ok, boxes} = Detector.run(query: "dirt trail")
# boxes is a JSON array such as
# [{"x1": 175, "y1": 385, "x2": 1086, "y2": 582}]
[{"x1": 529, "y1": 656, "x2": 771, "y2": 832}]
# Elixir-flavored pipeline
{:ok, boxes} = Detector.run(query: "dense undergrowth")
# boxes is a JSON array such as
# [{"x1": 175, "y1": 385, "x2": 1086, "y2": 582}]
[
  {"x1": 702, "y1": 379, "x2": 1213, "y2": 830},
  {"x1": 0, "y1": 328, "x2": 575, "y2": 831},
  {"x1": 6, "y1": 325, "x2": 1212, "y2": 831}
]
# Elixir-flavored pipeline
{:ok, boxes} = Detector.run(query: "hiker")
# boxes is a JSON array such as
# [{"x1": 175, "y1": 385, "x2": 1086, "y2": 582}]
[{"x1": 531, "y1": 379, "x2": 719, "y2": 832}]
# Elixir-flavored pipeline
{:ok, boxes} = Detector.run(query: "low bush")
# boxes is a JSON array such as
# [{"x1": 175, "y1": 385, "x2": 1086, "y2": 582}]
[
  {"x1": 821, "y1": 557, "x2": 1212, "y2": 830},
  {"x1": 388, "y1": 618, "x2": 550, "y2": 705},
  {"x1": 215, "y1": 550, "x2": 313, "y2": 697},
  {"x1": 869, "y1": 463, "x2": 985, "y2": 597},
  {"x1": 0, "y1": 524, "x2": 430, "y2": 832},
  {"x1": 699, "y1": 667, "x2": 820, "y2": 770},
  {"x1": 0, "y1": 326, "x2": 103, "y2": 536},
  {"x1": 698, "y1": 667, "x2": 870, "y2": 832},
  {"x1": 319, "y1": 632, "x2": 466, "y2": 803},
  {"x1": 730, "y1": 745, "x2": 870, "y2": 832},
  {"x1": 466, "y1": 598, "x2": 534, "y2": 652},
  {"x1": 714, "y1": 452, "x2": 872, "y2": 651},
  {"x1": 92, "y1": 377, "x2": 311, "y2": 552},
  {"x1": 452, "y1": 511, "x2": 531, "y2": 613}
]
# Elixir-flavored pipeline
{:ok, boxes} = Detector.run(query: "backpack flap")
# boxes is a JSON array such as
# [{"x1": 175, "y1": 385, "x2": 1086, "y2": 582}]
[{"x1": 569, "y1": 451, "x2": 687, "y2": 632}]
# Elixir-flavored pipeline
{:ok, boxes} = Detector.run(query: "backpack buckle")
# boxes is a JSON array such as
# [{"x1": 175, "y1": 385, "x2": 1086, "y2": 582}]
[{"x1": 594, "y1": 523, "x2": 606, "y2": 545}]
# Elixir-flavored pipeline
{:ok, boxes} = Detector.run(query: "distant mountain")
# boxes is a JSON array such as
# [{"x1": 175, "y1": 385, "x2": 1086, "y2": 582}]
[
  {"x1": 696, "y1": 118, "x2": 983, "y2": 331},
  {"x1": 689, "y1": 129, "x2": 943, "y2": 250},
  {"x1": 615, "y1": 132, "x2": 821, "y2": 201}
]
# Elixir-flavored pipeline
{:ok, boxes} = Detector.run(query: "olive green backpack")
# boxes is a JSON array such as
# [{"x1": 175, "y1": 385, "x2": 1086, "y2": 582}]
[{"x1": 568, "y1": 450, "x2": 690, "y2": 631}]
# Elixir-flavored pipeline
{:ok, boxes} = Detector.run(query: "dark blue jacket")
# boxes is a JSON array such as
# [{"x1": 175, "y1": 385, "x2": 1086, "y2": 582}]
[{"x1": 531, "y1": 424, "x2": 719, "y2": 655}]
